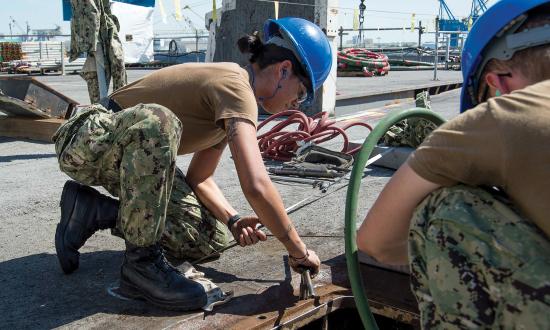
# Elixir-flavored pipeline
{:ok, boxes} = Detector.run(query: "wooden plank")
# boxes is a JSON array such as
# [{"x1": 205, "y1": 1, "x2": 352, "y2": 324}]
[
  {"x1": 0, "y1": 95, "x2": 50, "y2": 118},
  {"x1": 0, "y1": 116, "x2": 65, "y2": 142}
]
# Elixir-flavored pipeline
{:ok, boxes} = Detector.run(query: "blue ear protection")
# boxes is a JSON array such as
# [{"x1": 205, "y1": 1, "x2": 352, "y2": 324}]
[{"x1": 282, "y1": 68, "x2": 288, "y2": 78}]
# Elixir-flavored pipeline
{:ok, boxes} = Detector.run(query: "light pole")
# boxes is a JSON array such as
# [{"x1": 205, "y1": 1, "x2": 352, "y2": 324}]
[{"x1": 358, "y1": 0, "x2": 366, "y2": 46}]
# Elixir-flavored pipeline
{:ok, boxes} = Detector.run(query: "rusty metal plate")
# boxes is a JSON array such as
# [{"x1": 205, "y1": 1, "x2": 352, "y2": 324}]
[
  {"x1": 0, "y1": 95, "x2": 50, "y2": 118},
  {"x1": 165, "y1": 253, "x2": 420, "y2": 330},
  {"x1": 0, "y1": 76, "x2": 78, "y2": 119}
]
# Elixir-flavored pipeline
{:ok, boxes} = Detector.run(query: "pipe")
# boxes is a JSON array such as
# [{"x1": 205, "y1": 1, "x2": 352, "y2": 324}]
[{"x1": 344, "y1": 107, "x2": 446, "y2": 330}]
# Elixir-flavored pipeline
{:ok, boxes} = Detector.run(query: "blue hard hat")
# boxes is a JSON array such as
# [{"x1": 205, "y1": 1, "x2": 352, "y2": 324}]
[
  {"x1": 264, "y1": 17, "x2": 332, "y2": 106},
  {"x1": 461, "y1": 0, "x2": 550, "y2": 112}
]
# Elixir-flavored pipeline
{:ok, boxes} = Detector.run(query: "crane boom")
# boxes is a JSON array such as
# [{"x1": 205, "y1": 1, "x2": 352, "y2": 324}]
[
  {"x1": 469, "y1": 0, "x2": 488, "y2": 22},
  {"x1": 9, "y1": 16, "x2": 27, "y2": 35},
  {"x1": 438, "y1": 0, "x2": 457, "y2": 21}
]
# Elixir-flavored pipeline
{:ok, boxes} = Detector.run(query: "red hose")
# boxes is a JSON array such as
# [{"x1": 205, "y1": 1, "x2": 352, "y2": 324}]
[
  {"x1": 338, "y1": 48, "x2": 390, "y2": 76},
  {"x1": 257, "y1": 110, "x2": 372, "y2": 161}
]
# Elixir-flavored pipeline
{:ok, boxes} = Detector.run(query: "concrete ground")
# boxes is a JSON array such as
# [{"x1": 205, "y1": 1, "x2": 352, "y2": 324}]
[
  {"x1": 335, "y1": 70, "x2": 461, "y2": 99},
  {"x1": 0, "y1": 70, "x2": 461, "y2": 329},
  {"x1": 31, "y1": 69, "x2": 461, "y2": 105}
]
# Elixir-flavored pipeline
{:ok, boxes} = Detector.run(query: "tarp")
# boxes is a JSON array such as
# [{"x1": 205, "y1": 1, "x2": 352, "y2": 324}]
[
  {"x1": 62, "y1": 0, "x2": 155, "y2": 21},
  {"x1": 62, "y1": 0, "x2": 155, "y2": 63},
  {"x1": 111, "y1": 1, "x2": 155, "y2": 63},
  {"x1": 113, "y1": 0, "x2": 155, "y2": 6},
  {"x1": 62, "y1": 0, "x2": 72, "y2": 21}
]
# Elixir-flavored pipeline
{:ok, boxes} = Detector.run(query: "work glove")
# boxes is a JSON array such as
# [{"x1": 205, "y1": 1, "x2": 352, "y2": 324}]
[
  {"x1": 229, "y1": 215, "x2": 267, "y2": 247},
  {"x1": 289, "y1": 249, "x2": 320, "y2": 277}
]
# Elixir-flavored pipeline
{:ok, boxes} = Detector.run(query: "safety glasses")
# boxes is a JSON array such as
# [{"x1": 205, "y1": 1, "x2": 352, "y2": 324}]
[{"x1": 296, "y1": 80, "x2": 308, "y2": 104}]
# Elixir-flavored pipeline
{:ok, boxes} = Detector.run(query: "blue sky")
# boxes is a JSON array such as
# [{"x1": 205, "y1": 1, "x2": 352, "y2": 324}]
[{"x1": 1, "y1": 0, "x2": 497, "y2": 41}]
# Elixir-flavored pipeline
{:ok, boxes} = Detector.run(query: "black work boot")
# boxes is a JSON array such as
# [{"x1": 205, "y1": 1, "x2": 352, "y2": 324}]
[
  {"x1": 55, "y1": 180, "x2": 119, "y2": 274},
  {"x1": 119, "y1": 242, "x2": 207, "y2": 311}
]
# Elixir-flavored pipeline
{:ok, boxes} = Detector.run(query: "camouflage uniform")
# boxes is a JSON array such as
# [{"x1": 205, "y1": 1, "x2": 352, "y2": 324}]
[
  {"x1": 69, "y1": 0, "x2": 127, "y2": 103},
  {"x1": 79, "y1": 70, "x2": 101, "y2": 105},
  {"x1": 52, "y1": 104, "x2": 228, "y2": 259},
  {"x1": 409, "y1": 185, "x2": 550, "y2": 329},
  {"x1": 383, "y1": 91, "x2": 438, "y2": 148}
]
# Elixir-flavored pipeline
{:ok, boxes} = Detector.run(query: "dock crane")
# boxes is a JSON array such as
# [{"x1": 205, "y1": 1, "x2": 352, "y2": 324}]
[
  {"x1": 438, "y1": 0, "x2": 467, "y2": 47},
  {"x1": 438, "y1": 0, "x2": 490, "y2": 45},
  {"x1": 468, "y1": 0, "x2": 488, "y2": 28},
  {"x1": 8, "y1": 17, "x2": 30, "y2": 41}
]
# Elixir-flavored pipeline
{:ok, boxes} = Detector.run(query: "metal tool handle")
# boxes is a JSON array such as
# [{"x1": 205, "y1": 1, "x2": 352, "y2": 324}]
[
  {"x1": 192, "y1": 224, "x2": 266, "y2": 265},
  {"x1": 192, "y1": 150, "x2": 393, "y2": 266},
  {"x1": 299, "y1": 269, "x2": 316, "y2": 299}
]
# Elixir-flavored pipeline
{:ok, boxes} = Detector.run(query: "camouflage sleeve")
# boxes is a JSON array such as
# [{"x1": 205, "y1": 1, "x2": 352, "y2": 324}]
[{"x1": 69, "y1": 0, "x2": 100, "y2": 61}]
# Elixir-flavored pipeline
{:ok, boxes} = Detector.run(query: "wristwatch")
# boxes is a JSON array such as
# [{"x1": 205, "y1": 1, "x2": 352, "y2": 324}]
[{"x1": 226, "y1": 214, "x2": 241, "y2": 230}]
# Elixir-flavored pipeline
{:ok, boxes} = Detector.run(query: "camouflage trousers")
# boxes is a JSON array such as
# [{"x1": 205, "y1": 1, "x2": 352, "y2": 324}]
[
  {"x1": 53, "y1": 104, "x2": 228, "y2": 260},
  {"x1": 383, "y1": 91, "x2": 438, "y2": 148},
  {"x1": 409, "y1": 185, "x2": 550, "y2": 329}
]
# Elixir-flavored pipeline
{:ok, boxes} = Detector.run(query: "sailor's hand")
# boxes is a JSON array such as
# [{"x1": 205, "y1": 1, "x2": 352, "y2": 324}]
[
  {"x1": 289, "y1": 249, "x2": 320, "y2": 277},
  {"x1": 230, "y1": 215, "x2": 267, "y2": 247}
]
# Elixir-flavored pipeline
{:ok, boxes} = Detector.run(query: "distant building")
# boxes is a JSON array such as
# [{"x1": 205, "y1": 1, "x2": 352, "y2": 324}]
[{"x1": 31, "y1": 26, "x2": 63, "y2": 41}]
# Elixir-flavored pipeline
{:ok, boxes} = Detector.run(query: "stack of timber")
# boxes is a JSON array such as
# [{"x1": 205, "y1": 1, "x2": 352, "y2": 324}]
[
  {"x1": 0, "y1": 76, "x2": 77, "y2": 142},
  {"x1": 0, "y1": 42, "x2": 23, "y2": 62},
  {"x1": 1, "y1": 42, "x2": 82, "y2": 75}
]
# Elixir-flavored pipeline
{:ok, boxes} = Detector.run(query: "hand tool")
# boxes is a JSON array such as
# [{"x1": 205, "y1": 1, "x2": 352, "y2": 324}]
[
  {"x1": 191, "y1": 149, "x2": 391, "y2": 265},
  {"x1": 269, "y1": 164, "x2": 342, "y2": 178},
  {"x1": 283, "y1": 148, "x2": 391, "y2": 213},
  {"x1": 299, "y1": 269, "x2": 316, "y2": 300},
  {"x1": 270, "y1": 175, "x2": 333, "y2": 185},
  {"x1": 269, "y1": 175, "x2": 334, "y2": 191}
]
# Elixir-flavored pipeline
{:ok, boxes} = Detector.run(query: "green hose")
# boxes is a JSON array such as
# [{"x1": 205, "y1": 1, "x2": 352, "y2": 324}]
[{"x1": 344, "y1": 108, "x2": 446, "y2": 329}]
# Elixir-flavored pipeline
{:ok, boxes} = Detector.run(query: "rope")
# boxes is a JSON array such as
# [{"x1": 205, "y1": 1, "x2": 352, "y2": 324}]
[
  {"x1": 337, "y1": 48, "x2": 391, "y2": 76},
  {"x1": 257, "y1": 110, "x2": 372, "y2": 161}
]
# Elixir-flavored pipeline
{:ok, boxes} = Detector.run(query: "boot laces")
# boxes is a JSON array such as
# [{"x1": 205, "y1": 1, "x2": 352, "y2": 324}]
[{"x1": 152, "y1": 246, "x2": 180, "y2": 276}]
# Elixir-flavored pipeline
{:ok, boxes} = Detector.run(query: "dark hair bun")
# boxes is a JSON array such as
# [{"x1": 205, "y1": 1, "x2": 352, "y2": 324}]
[{"x1": 237, "y1": 31, "x2": 264, "y2": 56}]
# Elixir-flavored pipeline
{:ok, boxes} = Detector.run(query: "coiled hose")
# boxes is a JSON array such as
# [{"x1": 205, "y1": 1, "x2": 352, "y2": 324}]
[
  {"x1": 337, "y1": 48, "x2": 390, "y2": 76},
  {"x1": 257, "y1": 110, "x2": 372, "y2": 161},
  {"x1": 344, "y1": 108, "x2": 445, "y2": 329}
]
